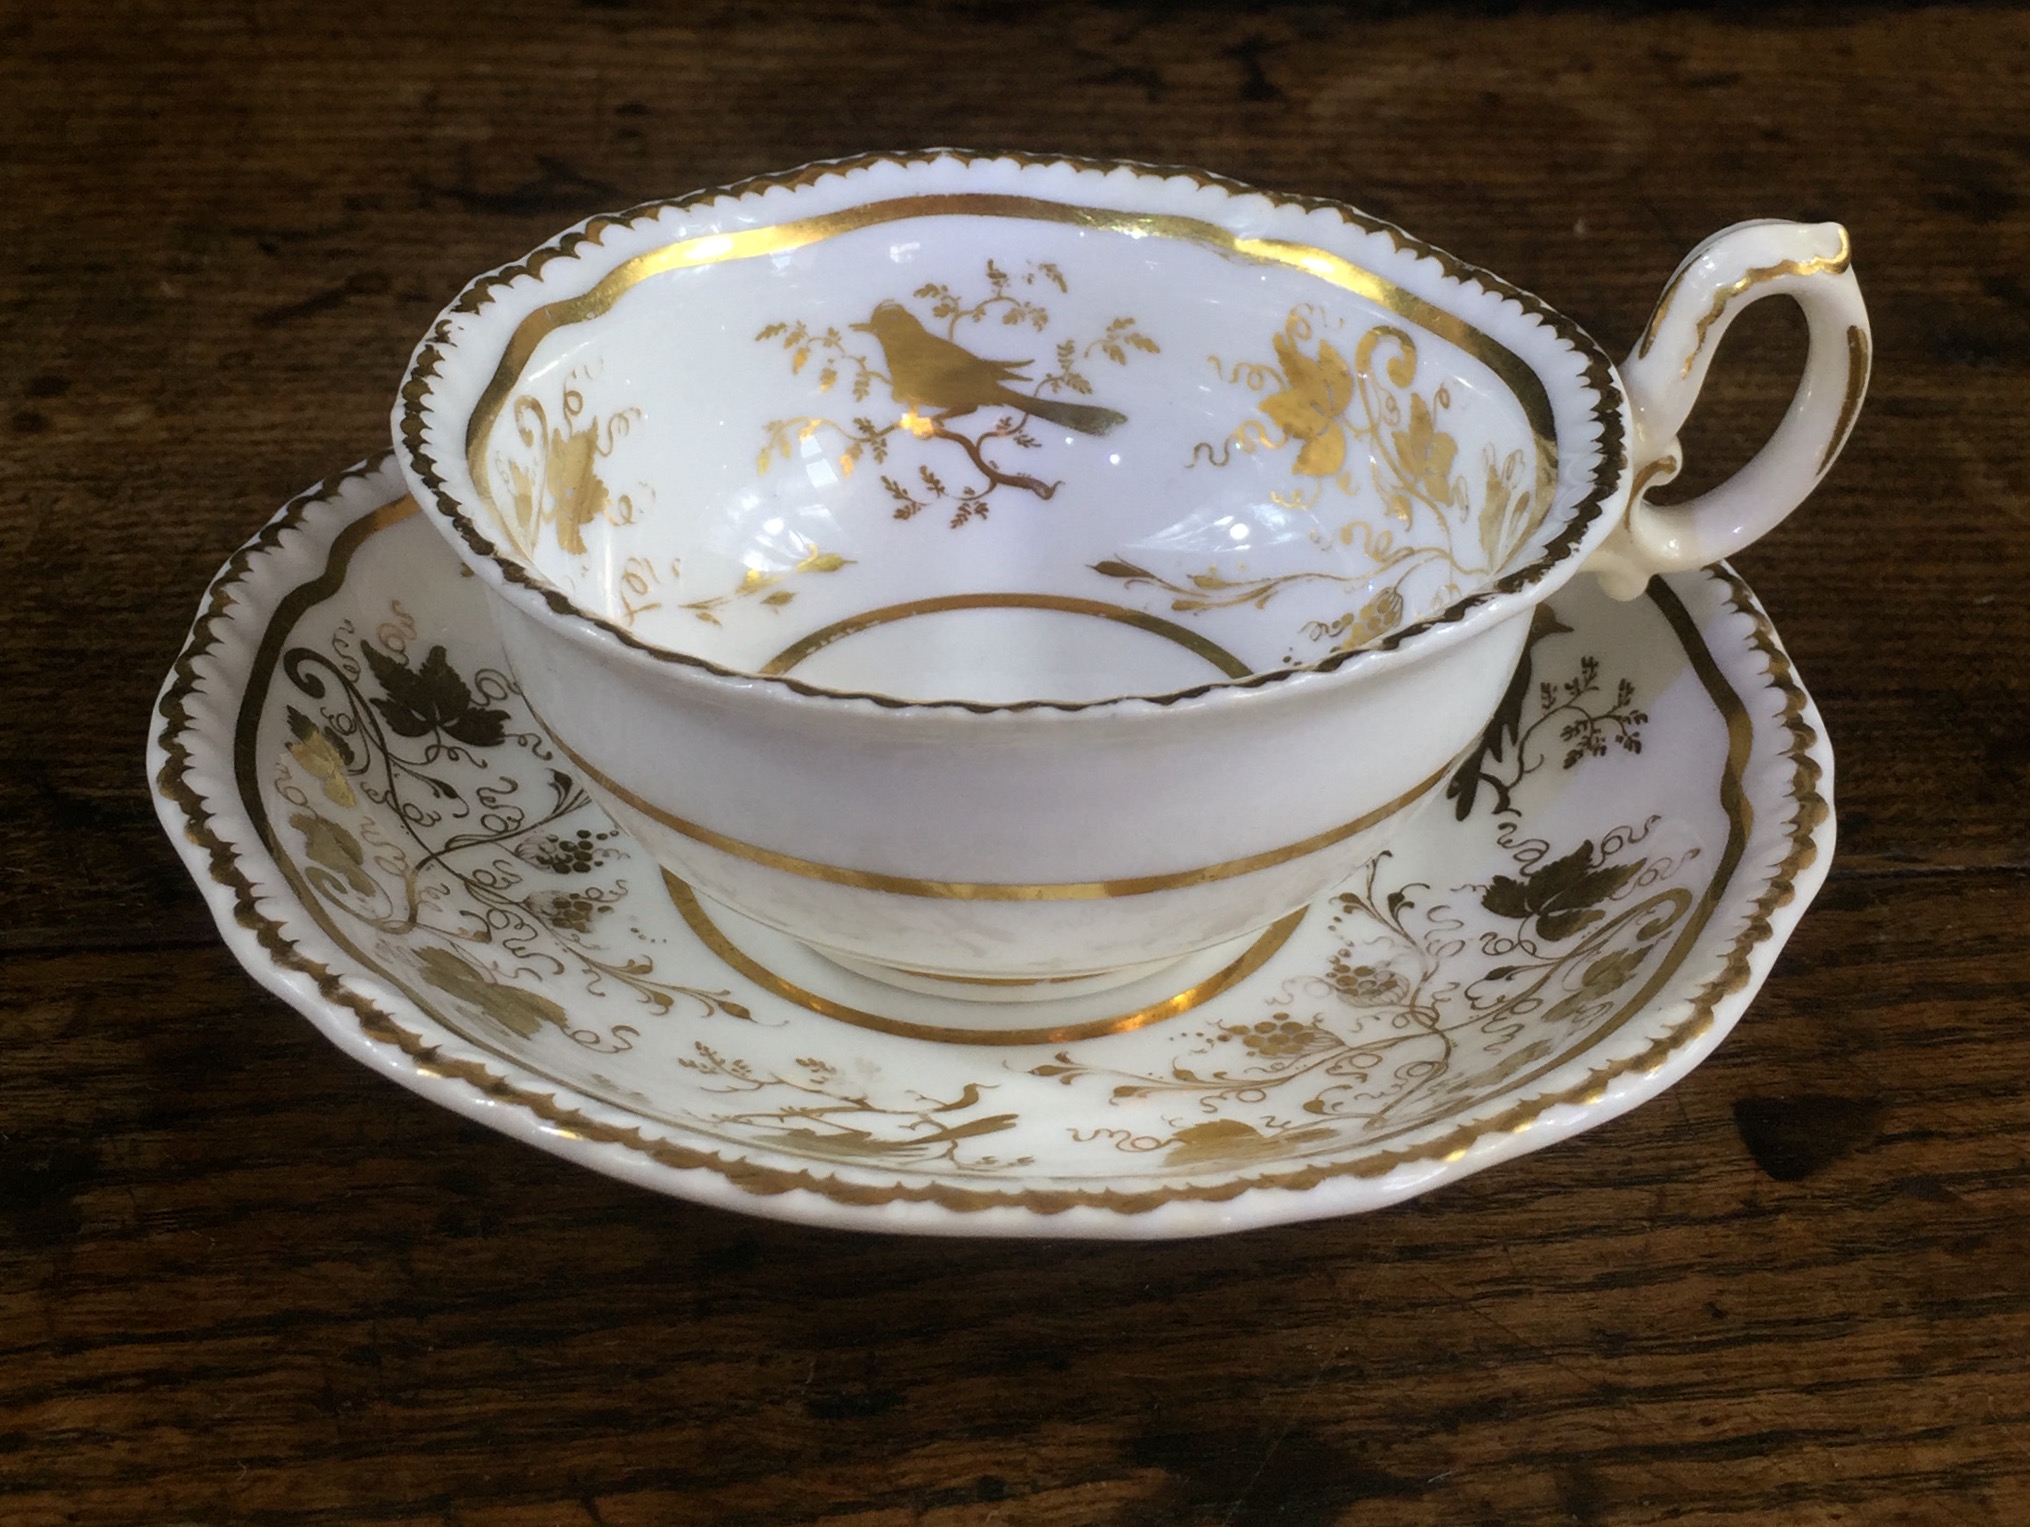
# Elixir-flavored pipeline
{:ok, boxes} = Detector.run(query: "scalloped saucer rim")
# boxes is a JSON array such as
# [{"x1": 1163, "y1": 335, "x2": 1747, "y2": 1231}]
[{"x1": 150, "y1": 454, "x2": 1833, "y2": 1239}]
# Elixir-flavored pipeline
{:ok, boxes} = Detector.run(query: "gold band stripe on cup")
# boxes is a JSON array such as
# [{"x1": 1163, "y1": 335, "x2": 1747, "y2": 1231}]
[
  {"x1": 535, "y1": 712, "x2": 1450, "y2": 902},
  {"x1": 1682, "y1": 225, "x2": 1852, "y2": 380},
  {"x1": 759, "y1": 592, "x2": 1255, "y2": 681}
]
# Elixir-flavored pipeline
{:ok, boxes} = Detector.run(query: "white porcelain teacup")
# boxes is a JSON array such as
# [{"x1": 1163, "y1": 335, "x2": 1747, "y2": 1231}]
[{"x1": 395, "y1": 150, "x2": 1867, "y2": 1014}]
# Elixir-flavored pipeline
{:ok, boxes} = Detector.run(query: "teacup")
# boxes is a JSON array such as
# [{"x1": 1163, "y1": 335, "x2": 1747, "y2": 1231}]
[{"x1": 395, "y1": 149, "x2": 1867, "y2": 1014}]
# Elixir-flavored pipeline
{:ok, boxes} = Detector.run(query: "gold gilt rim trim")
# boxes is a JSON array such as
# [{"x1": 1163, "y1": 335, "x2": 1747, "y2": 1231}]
[
  {"x1": 665, "y1": 876, "x2": 1306, "y2": 1046},
  {"x1": 457, "y1": 191, "x2": 1560, "y2": 509},
  {"x1": 1683, "y1": 226, "x2": 1852, "y2": 380},
  {"x1": 536, "y1": 714, "x2": 1451, "y2": 901},
  {"x1": 1636, "y1": 224, "x2": 1853, "y2": 371},
  {"x1": 1819, "y1": 324, "x2": 1870, "y2": 475},
  {"x1": 757, "y1": 591, "x2": 1254, "y2": 682},
  {"x1": 154, "y1": 464, "x2": 1827, "y2": 1221},
  {"x1": 397, "y1": 148, "x2": 1627, "y2": 717}
]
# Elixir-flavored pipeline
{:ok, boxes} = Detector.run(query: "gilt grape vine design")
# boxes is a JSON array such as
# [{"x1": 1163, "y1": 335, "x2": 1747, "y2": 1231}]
[{"x1": 274, "y1": 606, "x2": 748, "y2": 1052}]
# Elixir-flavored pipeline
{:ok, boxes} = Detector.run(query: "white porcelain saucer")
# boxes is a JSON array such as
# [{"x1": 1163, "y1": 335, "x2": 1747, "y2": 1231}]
[{"x1": 151, "y1": 456, "x2": 1831, "y2": 1239}]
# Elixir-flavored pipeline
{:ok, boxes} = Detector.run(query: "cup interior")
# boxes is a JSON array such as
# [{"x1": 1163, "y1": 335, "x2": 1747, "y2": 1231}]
[{"x1": 428, "y1": 164, "x2": 1596, "y2": 705}]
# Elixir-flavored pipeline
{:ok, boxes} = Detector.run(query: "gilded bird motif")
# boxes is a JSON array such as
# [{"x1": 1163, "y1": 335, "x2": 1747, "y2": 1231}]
[{"x1": 850, "y1": 301, "x2": 1128, "y2": 436}]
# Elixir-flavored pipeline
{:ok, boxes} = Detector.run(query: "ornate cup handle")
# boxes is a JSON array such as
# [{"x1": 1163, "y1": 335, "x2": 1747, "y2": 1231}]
[{"x1": 1585, "y1": 220, "x2": 1871, "y2": 599}]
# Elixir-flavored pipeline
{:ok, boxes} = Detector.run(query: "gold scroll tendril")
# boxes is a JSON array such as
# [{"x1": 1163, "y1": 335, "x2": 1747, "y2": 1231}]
[{"x1": 495, "y1": 378, "x2": 641, "y2": 558}]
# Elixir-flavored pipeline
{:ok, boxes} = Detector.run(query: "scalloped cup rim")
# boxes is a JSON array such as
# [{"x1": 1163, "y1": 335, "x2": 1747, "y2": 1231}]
[{"x1": 394, "y1": 146, "x2": 1631, "y2": 717}]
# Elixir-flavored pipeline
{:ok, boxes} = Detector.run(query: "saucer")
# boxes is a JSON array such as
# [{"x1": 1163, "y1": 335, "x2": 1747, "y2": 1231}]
[{"x1": 151, "y1": 456, "x2": 1831, "y2": 1239}]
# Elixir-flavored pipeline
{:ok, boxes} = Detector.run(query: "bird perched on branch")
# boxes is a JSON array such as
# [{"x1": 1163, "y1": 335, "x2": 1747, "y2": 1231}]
[{"x1": 850, "y1": 301, "x2": 1128, "y2": 436}]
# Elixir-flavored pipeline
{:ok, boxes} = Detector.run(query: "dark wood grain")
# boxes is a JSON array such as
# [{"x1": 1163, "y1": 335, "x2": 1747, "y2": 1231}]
[{"x1": 4, "y1": 3, "x2": 2029, "y2": 1522}]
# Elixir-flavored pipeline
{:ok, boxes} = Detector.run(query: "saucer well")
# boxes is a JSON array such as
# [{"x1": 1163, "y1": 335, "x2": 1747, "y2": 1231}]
[{"x1": 151, "y1": 456, "x2": 1831, "y2": 1239}]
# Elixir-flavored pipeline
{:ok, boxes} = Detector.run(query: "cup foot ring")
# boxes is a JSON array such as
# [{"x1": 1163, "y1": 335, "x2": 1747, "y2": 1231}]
[{"x1": 814, "y1": 948, "x2": 1185, "y2": 1004}]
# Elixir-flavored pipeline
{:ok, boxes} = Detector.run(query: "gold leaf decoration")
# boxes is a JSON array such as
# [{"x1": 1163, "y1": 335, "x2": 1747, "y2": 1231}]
[
  {"x1": 1160, "y1": 1119, "x2": 1336, "y2": 1168},
  {"x1": 1104, "y1": 305, "x2": 1543, "y2": 659},
  {"x1": 414, "y1": 946, "x2": 570, "y2": 1041},
  {"x1": 1391, "y1": 392, "x2": 1458, "y2": 507},
  {"x1": 1260, "y1": 332, "x2": 1355, "y2": 478},
  {"x1": 494, "y1": 380, "x2": 639, "y2": 558},
  {"x1": 289, "y1": 809, "x2": 376, "y2": 899},
  {"x1": 285, "y1": 708, "x2": 356, "y2": 808}
]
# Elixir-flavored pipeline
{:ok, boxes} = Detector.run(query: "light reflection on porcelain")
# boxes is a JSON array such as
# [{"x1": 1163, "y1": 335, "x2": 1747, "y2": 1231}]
[{"x1": 394, "y1": 150, "x2": 1866, "y2": 1011}]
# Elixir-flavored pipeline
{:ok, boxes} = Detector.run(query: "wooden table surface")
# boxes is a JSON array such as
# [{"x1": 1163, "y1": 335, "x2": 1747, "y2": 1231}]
[{"x1": 6, "y1": 3, "x2": 2029, "y2": 1522}]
